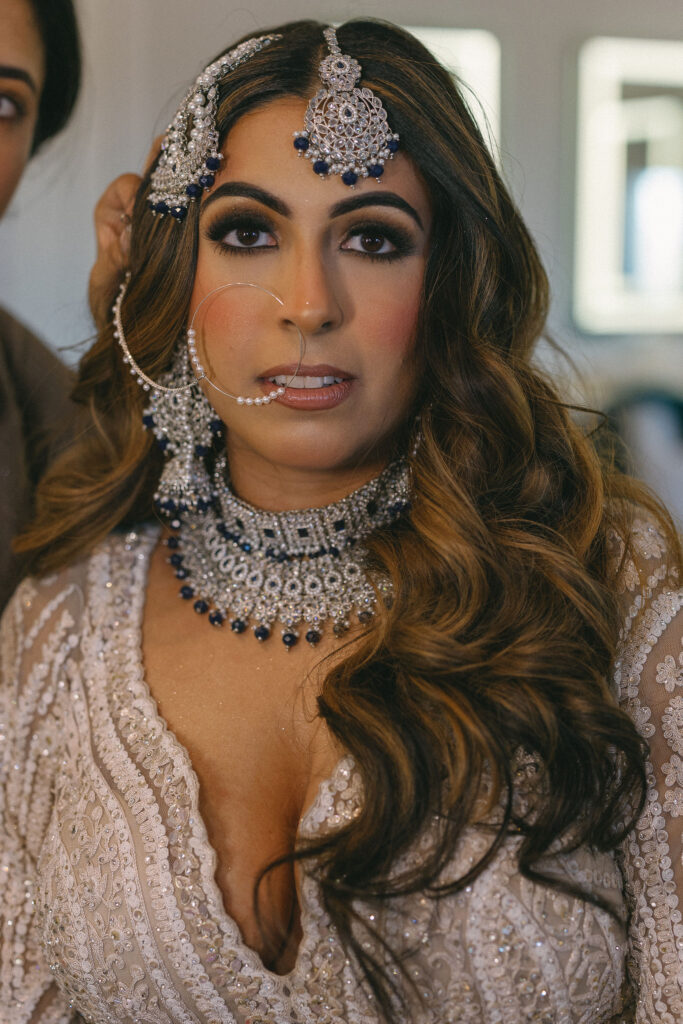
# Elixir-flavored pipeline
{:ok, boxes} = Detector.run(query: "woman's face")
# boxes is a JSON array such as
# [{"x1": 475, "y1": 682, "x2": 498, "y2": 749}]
[
  {"x1": 189, "y1": 96, "x2": 431, "y2": 494},
  {"x1": 0, "y1": 0, "x2": 43, "y2": 217}
]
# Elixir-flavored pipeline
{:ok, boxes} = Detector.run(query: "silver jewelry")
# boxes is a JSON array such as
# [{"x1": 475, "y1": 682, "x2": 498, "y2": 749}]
[
  {"x1": 148, "y1": 34, "x2": 281, "y2": 220},
  {"x1": 166, "y1": 455, "x2": 411, "y2": 647},
  {"x1": 112, "y1": 277, "x2": 304, "y2": 514},
  {"x1": 293, "y1": 27, "x2": 399, "y2": 186},
  {"x1": 113, "y1": 276, "x2": 302, "y2": 405}
]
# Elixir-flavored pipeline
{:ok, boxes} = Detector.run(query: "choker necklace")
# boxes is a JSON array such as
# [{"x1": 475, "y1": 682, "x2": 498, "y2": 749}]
[{"x1": 164, "y1": 457, "x2": 410, "y2": 648}]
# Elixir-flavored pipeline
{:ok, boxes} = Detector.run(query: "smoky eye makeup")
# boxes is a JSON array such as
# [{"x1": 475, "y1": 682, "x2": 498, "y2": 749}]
[
  {"x1": 340, "y1": 219, "x2": 417, "y2": 261},
  {"x1": 204, "y1": 209, "x2": 278, "y2": 254}
]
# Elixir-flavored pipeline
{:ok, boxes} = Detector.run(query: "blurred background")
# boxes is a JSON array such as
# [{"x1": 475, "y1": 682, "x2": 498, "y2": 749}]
[{"x1": 1, "y1": 0, "x2": 681, "y2": 520}]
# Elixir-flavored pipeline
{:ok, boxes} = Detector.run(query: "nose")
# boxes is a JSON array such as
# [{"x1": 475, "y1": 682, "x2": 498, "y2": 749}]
[{"x1": 278, "y1": 245, "x2": 343, "y2": 336}]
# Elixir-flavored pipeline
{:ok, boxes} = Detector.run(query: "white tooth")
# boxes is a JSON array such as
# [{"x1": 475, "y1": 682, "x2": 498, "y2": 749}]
[
  {"x1": 288, "y1": 376, "x2": 306, "y2": 389},
  {"x1": 322, "y1": 376, "x2": 335, "y2": 385}
]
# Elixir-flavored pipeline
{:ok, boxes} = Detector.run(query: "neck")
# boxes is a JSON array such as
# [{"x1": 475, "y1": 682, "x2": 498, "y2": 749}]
[{"x1": 226, "y1": 439, "x2": 392, "y2": 512}]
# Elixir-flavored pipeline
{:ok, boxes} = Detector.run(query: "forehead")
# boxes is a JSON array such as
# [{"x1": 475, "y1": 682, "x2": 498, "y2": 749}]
[
  {"x1": 0, "y1": 0, "x2": 45, "y2": 90},
  {"x1": 210, "y1": 96, "x2": 431, "y2": 218}
]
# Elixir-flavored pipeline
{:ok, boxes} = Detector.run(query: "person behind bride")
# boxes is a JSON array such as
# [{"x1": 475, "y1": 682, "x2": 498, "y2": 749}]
[
  {"x1": 2, "y1": 18, "x2": 682, "y2": 1024},
  {"x1": 0, "y1": 0, "x2": 140, "y2": 608}
]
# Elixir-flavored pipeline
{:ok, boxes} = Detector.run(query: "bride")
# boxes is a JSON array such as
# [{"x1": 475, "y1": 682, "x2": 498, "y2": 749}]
[{"x1": 2, "y1": 18, "x2": 682, "y2": 1024}]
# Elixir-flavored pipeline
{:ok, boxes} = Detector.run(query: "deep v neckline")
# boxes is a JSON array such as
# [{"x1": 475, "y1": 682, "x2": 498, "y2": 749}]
[{"x1": 105, "y1": 525, "x2": 355, "y2": 989}]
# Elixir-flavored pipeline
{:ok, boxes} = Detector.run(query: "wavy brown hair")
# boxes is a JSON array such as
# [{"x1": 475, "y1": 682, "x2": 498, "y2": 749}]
[{"x1": 17, "y1": 19, "x2": 681, "y2": 1020}]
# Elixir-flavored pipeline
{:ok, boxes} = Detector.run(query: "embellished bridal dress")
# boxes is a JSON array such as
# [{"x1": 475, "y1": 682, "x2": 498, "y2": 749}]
[{"x1": 0, "y1": 518, "x2": 681, "y2": 1024}]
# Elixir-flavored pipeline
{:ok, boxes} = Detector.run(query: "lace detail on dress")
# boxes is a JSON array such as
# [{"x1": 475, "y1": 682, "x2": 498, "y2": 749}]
[
  {"x1": 0, "y1": 519, "x2": 680, "y2": 1022},
  {"x1": 612, "y1": 518, "x2": 683, "y2": 1024}
]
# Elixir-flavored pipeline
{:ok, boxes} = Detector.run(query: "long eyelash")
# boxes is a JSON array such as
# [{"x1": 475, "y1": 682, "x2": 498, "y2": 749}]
[
  {"x1": 343, "y1": 220, "x2": 416, "y2": 262},
  {"x1": 204, "y1": 211, "x2": 276, "y2": 255}
]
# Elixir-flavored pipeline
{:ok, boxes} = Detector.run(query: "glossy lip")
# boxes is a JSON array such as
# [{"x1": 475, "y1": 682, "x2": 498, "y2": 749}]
[{"x1": 257, "y1": 364, "x2": 356, "y2": 411}]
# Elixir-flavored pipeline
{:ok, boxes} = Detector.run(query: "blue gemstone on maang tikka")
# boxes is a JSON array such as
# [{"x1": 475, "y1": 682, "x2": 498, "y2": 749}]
[
  {"x1": 341, "y1": 170, "x2": 358, "y2": 187},
  {"x1": 305, "y1": 629, "x2": 321, "y2": 646},
  {"x1": 231, "y1": 619, "x2": 247, "y2": 634},
  {"x1": 208, "y1": 610, "x2": 224, "y2": 626},
  {"x1": 293, "y1": 136, "x2": 309, "y2": 151},
  {"x1": 142, "y1": 414, "x2": 155, "y2": 428},
  {"x1": 205, "y1": 156, "x2": 221, "y2": 171},
  {"x1": 368, "y1": 163, "x2": 384, "y2": 178},
  {"x1": 170, "y1": 205, "x2": 187, "y2": 221},
  {"x1": 175, "y1": 568, "x2": 189, "y2": 580},
  {"x1": 282, "y1": 632, "x2": 298, "y2": 648},
  {"x1": 169, "y1": 553, "x2": 183, "y2": 567},
  {"x1": 193, "y1": 599, "x2": 209, "y2": 614},
  {"x1": 387, "y1": 139, "x2": 399, "y2": 153},
  {"x1": 313, "y1": 160, "x2": 329, "y2": 175},
  {"x1": 179, "y1": 585, "x2": 194, "y2": 600},
  {"x1": 198, "y1": 173, "x2": 215, "y2": 189},
  {"x1": 209, "y1": 419, "x2": 223, "y2": 434},
  {"x1": 254, "y1": 625, "x2": 270, "y2": 642},
  {"x1": 152, "y1": 200, "x2": 169, "y2": 215},
  {"x1": 186, "y1": 183, "x2": 202, "y2": 198},
  {"x1": 166, "y1": 535, "x2": 179, "y2": 549}
]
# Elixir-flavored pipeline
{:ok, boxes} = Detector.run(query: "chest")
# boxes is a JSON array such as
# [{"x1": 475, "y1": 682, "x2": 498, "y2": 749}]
[{"x1": 138, "y1": 540, "x2": 344, "y2": 963}]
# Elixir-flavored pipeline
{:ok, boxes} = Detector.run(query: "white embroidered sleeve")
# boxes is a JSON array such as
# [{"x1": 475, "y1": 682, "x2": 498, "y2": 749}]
[
  {"x1": 614, "y1": 519, "x2": 683, "y2": 1023},
  {"x1": 0, "y1": 576, "x2": 81, "y2": 1024}
]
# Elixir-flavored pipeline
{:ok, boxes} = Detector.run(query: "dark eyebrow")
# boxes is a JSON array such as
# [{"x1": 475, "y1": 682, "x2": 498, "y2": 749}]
[
  {"x1": 0, "y1": 65, "x2": 38, "y2": 93},
  {"x1": 201, "y1": 182, "x2": 291, "y2": 217},
  {"x1": 329, "y1": 192, "x2": 424, "y2": 230}
]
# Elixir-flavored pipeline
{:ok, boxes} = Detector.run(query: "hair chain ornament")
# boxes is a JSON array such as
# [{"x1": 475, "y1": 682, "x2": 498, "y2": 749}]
[
  {"x1": 148, "y1": 33, "x2": 281, "y2": 221},
  {"x1": 165, "y1": 455, "x2": 411, "y2": 648},
  {"x1": 293, "y1": 26, "x2": 399, "y2": 186}
]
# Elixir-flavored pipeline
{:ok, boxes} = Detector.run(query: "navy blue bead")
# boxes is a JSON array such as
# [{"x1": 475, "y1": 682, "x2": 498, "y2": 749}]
[
  {"x1": 198, "y1": 173, "x2": 215, "y2": 189},
  {"x1": 205, "y1": 156, "x2": 221, "y2": 171},
  {"x1": 157, "y1": 437, "x2": 169, "y2": 451},
  {"x1": 342, "y1": 170, "x2": 358, "y2": 187},
  {"x1": 231, "y1": 619, "x2": 247, "y2": 634},
  {"x1": 153, "y1": 200, "x2": 169, "y2": 214},
  {"x1": 293, "y1": 136, "x2": 309, "y2": 151},
  {"x1": 196, "y1": 498, "x2": 209, "y2": 513},
  {"x1": 254, "y1": 625, "x2": 270, "y2": 642},
  {"x1": 387, "y1": 139, "x2": 399, "y2": 153},
  {"x1": 185, "y1": 183, "x2": 202, "y2": 198},
  {"x1": 242, "y1": 543, "x2": 252, "y2": 553},
  {"x1": 179, "y1": 585, "x2": 194, "y2": 600},
  {"x1": 142, "y1": 414, "x2": 155, "y2": 428},
  {"x1": 175, "y1": 568, "x2": 189, "y2": 580},
  {"x1": 282, "y1": 632, "x2": 298, "y2": 648},
  {"x1": 193, "y1": 599, "x2": 209, "y2": 615},
  {"x1": 166, "y1": 535, "x2": 179, "y2": 549},
  {"x1": 329, "y1": 546, "x2": 340, "y2": 557},
  {"x1": 209, "y1": 610, "x2": 224, "y2": 627},
  {"x1": 194, "y1": 444, "x2": 209, "y2": 457},
  {"x1": 169, "y1": 553, "x2": 183, "y2": 567},
  {"x1": 368, "y1": 163, "x2": 384, "y2": 178},
  {"x1": 305, "y1": 629, "x2": 321, "y2": 646},
  {"x1": 170, "y1": 206, "x2": 187, "y2": 220},
  {"x1": 313, "y1": 160, "x2": 329, "y2": 175},
  {"x1": 209, "y1": 419, "x2": 223, "y2": 434},
  {"x1": 162, "y1": 498, "x2": 176, "y2": 513},
  {"x1": 177, "y1": 501, "x2": 188, "y2": 514}
]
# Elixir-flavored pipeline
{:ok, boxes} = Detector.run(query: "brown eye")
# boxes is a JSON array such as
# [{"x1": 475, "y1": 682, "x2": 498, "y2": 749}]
[
  {"x1": 236, "y1": 227, "x2": 261, "y2": 246},
  {"x1": 360, "y1": 233, "x2": 385, "y2": 253}
]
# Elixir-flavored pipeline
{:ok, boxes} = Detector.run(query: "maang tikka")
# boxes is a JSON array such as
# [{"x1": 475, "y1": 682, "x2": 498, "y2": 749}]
[{"x1": 293, "y1": 26, "x2": 400, "y2": 186}]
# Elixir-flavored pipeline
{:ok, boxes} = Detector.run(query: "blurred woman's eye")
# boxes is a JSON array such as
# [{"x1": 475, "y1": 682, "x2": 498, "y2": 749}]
[
  {"x1": 340, "y1": 222, "x2": 415, "y2": 262},
  {"x1": 0, "y1": 95, "x2": 22, "y2": 121},
  {"x1": 205, "y1": 213, "x2": 277, "y2": 254}
]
